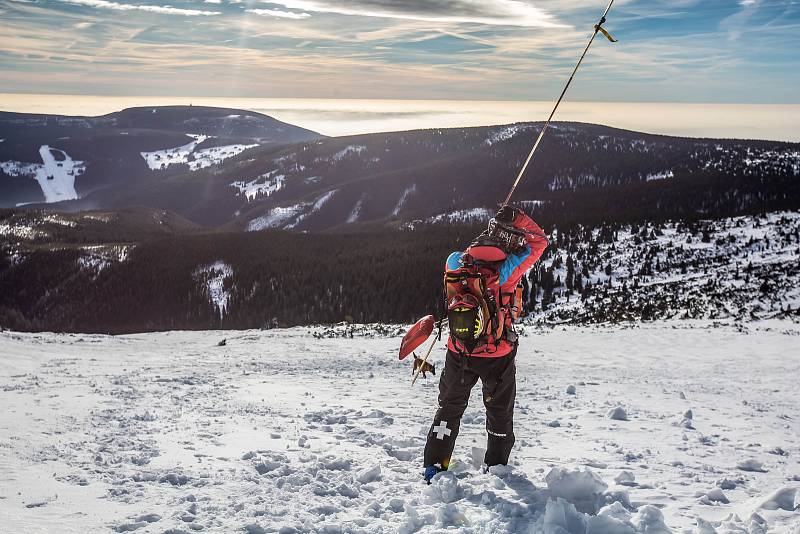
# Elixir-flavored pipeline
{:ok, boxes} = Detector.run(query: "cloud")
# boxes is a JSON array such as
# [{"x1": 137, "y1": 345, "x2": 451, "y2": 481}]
[
  {"x1": 247, "y1": 8, "x2": 311, "y2": 19},
  {"x1": 260, "y1": 0, "x2": 564, "y2": 27},
  {"x1": 57, "y1": 0, "x2": 221, "y2": 16}
]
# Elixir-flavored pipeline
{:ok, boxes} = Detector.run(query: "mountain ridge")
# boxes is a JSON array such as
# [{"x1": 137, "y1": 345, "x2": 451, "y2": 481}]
[{"x1": 0, "y1": 105, "x2": 323, "y2": 209}]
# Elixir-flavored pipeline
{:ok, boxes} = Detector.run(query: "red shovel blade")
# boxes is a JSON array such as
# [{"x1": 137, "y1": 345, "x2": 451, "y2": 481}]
[{"x1": 399, "y1": 315, "x2": 435, "y2": 360}]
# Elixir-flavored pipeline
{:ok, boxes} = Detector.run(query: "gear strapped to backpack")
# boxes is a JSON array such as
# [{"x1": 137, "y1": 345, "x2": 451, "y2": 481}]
[{"x1": 445, "y1": 254, "x2": 510, "y2": 353}]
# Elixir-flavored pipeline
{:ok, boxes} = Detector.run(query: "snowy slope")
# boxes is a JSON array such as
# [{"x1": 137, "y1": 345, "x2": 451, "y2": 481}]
[
  {"x1": 1, "y1": 145, "x2": 85, "y2": 203},
  {"x1": 527, "y1": 211, "x2": 800, "y2": 324},
  {"x1": 140, "y1": 135, "x2": 258, "y2": 172},
  {"x1": 1, "y1": 322, "x2": 798, "y2": 533}
]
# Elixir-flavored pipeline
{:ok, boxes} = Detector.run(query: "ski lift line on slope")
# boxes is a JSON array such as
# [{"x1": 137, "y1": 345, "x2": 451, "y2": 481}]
[{"x1": 501, "y1": 0, "x2": 618, "y2": 208}]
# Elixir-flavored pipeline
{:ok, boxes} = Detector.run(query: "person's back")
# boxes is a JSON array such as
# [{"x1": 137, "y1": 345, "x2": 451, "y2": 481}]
[{"x1": 423, "y1": 205, "x2": 548, "y2": 482}]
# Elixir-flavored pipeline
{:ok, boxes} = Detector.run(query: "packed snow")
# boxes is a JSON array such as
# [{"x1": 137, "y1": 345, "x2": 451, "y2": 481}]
[
  {"x1": 193, "y1": 261, "x2": 234, "y2": 316},
  {"x1": 1, "y1": 145, "x2": 85, "y2": 203},
  {"x1": 140, "y1": 135, "x2": 257, "y2": 171},
  {"x1": 1, "y1": 321, "x2": 798, "y2": 533}
]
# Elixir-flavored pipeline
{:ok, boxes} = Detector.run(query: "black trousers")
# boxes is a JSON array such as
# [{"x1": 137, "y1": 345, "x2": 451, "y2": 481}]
[{"x1": 423, "y1": 346, "x2": 517, "y2": 469}]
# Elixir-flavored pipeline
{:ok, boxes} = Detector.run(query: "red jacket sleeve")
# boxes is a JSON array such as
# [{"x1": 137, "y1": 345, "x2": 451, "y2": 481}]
[{"x1": 498, "y1": 212, "x2": 549, "y2": 292}]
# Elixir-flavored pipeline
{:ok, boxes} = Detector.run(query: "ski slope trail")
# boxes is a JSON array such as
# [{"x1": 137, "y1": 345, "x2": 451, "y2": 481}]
[{"x1": 0, "y1": 322, "x2": 798, "y2": 533}]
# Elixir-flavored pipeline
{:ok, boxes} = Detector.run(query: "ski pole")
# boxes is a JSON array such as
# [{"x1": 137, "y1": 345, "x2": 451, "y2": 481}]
[{"x1": 502, "y1": 0, "x2": 617, "y2": 207}]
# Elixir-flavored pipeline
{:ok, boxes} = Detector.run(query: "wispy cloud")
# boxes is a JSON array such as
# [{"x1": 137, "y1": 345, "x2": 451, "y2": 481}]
[
  {"x1": 0, "y1": 0, "x2": 798, "y2": 104},
  {"x1": 58, "y1": 0, "x2": 221, "y2": 16},
  {"x1": 247, "y1": 8, "x2": 311, "y2": 19},
  {"x1": 261, "y1": 0, "x2": 564, "y2": 27}
]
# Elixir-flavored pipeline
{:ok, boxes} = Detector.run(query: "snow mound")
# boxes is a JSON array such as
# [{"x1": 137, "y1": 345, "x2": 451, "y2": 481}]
[
  {"x1": 546, "y1": 467, "x2": 609, "y2": 514},
  {"x1": 760, "y1": 487, "x2": 799, "y2": 511},
  {"x1": 737, "y1": 458, "x2": 766, "y2": 472},
  {"x1": 608, "y1": 406, "x2": 629, "y2": 421},
  {"x1": 424, "y1": 471, "x2": 460, "y2": 503},
  {"x1": 699, "y1": 487, "x2": 730, "y2": 505}
]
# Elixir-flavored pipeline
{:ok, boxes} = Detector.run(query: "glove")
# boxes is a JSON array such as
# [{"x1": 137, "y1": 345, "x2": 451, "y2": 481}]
[{"x1": 495, "y1": 205, "x2": 521, "y2": 224}]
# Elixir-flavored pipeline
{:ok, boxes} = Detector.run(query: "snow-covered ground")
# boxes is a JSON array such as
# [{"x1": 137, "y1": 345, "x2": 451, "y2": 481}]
[
  {"x1": 1, "y1": 145, "x2": 85, "y2": 203},
  {"x1": 426, "y1": 208, "x2": 493, "y2": 225},
  {"x1": 484, "y1": 124, "x2": 536, "y2": 146},
  {"x1": 77, "y1": 245, "x2": 133, "y2": 276},
  {"x1": 246, "y1": 190, "x2": 337, "y2": 231},
  {"x1": 528, "y1": 211, "x2": 800, "y2": 324},
  {"x1": 231, "y1": 171, "x2": 286, "y2": 201},
  {"x1": 393, "y1": 184, "x2": 417, "y2": 217},
  {"x1": 1, "y1": 322, "x2": 798, "y2": 533},
  {"x1": 140, "y1": 135, "x2": 257, "y2": 172},
  {"x1": 246, "y1": 205, "x2": 306, "y2": 232}
]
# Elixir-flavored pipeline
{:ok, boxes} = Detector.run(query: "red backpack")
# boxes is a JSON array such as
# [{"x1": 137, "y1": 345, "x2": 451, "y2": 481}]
[{"x1": 445, "y1": 254, "x2": 519, "y2": 354}]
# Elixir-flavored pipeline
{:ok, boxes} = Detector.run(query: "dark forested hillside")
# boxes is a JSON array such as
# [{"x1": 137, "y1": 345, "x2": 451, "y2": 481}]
[
  {"x1": 1, "y1": 207, "x2": 797, "y2": 333},
  {"x1": 204, "y1": 122, "x2": 800, "y2": 230},
  {"x1": 0, "y1": 214, "x2": 475, "y2": 333},
  {"x1": 4, "y1": 115, "x2": 798, "y2": 229}
]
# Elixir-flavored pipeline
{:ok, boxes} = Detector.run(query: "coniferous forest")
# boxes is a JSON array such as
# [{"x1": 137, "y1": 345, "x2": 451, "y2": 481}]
[{"x1": 1, "y1": 205, "x2": 798, "y2": 333}]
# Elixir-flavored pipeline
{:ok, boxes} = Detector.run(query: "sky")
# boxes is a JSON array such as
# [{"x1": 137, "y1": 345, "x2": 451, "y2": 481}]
[{"x1": 0, "y1": 0, "x2": 799, "y2": 104}]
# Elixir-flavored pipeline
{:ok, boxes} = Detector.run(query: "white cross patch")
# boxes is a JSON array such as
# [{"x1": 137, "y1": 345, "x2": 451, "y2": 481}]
[{"x1": 432, "y1": 421, "x2": 452, "y2": 440}]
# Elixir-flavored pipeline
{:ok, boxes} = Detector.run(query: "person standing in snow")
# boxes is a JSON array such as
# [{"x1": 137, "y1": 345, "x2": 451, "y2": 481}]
[{"x1": 423, "y1": 205, "x2": 548, "y2": 482}]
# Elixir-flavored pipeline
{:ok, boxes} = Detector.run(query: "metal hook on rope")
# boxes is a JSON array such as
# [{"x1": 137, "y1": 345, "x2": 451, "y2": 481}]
[{"x1": 501, "y1": 0, "x2": 618, "y2": 208}]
